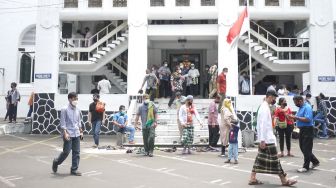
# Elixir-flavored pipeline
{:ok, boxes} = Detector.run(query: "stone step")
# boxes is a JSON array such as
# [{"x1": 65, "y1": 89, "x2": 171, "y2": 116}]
[
  {"x1": 133, "y1": 135, "x2": 209, "y2": 144},
  {"x1": 0, "y1": 122, "x2": 32, "y2": 135},
  {"x1": 134, "y1": 130, "x2": 209, "y2": 137}
]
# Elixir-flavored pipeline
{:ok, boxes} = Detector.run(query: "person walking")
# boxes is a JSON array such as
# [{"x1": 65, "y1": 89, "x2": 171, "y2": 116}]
[
  {"x1": 135, "y1": 94, "x2": 158, "y2": 157},
  {"x1": 7, "y1": 82, "x2": 20, "y2": 123},
  {"x1": 4, "y1": 90, "x2": 10, "y2": 121},
  {"x1": 140, "y1": 69, "x2": 159, "y2": 102},
  {"x1": 314, "y1": 93, "x2": 329, "y2": 139},
  {"x1": 224, "y1": 122, "x2": 240, "y2": 164},
  {"x1": 113, "y1": 105, "x2": 136, "y2": 144},
  {"x1": 158, "y1": 61, "x2": 171, "y2": 98},
  {"x1": 88, "y1": 94, "x2": 105, "y2": 148},
  {"x1": 97, "y1": 75, "x2": 111, "y2": 94},
  {"x1": 179, "y1": 95, "x2": 203, "y2": 154},
  {"x1": 289, "y1": 95, "x2": 320, "y2": 173},
  {"x1": 219, "y1": 98, "x2": 237, "y2": 157},
  {"x1": 274, "y1": 98, "x2": 294, "y2": 157},
  {"x1": 217, "y1": 68, "x2": 228, "y2": 112},
  {"x1": 52, "y1": 92, "x2": 83, "y2": 176},
  {"x1": 188, "y1": 64, "x2": 200, "y2": 96},
  {"x1": 207, "y1": 95, "x2": 220, "y2": 150},
  {"x1": 26, "y1": 92, "x2": 34, "y2": 120},
  {"x1": 208, "y1": 65, "x2": 218, "y2": 99},
  {"x1": 168, "y1": 67, "x2": 184, "y2": 108},
  {"x1": 176, "y1": 95, "x2": 186, "y2": 142},
  {"x1": 248, "y1": 90, "x2": 297, "y2": 186}
]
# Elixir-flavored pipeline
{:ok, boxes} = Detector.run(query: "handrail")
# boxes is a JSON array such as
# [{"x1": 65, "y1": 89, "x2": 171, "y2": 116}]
[
  {"x1": 88, "y1": 22, "x2": 121, "y2": 45},
  {"x1": 111, "y1": 58, "x2": 127, "y2": 76}
]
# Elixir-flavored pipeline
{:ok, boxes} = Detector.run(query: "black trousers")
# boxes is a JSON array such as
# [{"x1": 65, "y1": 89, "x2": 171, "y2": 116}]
[
  {"x1": 208, "y1": 125, "x2": 220, "y2": 147},
  {"x1": 168, "y1": 90, "x2": 182, "y2": 107},
  {"x1": 299, "y1": 126, "x2": 319, "y2": 170},
  {"x1": 8, "y1": 104, "x2": 18, "y2": 122},
  {"x1": 145, "y1": 88, "x2": 156, "y2": 101},
  {"x1": 203, "y1": 82, "x2": 209, "y2": 98},
  {"x1": 190, "y1": 84, "x2": 198, "y2": 96},
  {"x1": 277, "y1": 125, "x2": 293, "y2": 152},
  {"x1": 159, "y1": 80, "x2": 170, "y2": 98}
]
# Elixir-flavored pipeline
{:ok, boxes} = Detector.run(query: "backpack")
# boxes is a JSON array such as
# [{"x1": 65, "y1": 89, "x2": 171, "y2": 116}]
[
  {"x1": 241, "y1": 79, "x2": 250, "y2": 94},
  {"x1": 96, "y1": 101, "x2": 105, "y2": 113}
]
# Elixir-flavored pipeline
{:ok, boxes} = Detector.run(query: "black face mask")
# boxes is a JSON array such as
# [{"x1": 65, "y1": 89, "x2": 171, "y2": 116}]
[
  {"x1": 282, "y1": 102, "x2": 287, "y2": 107},
  {"x1": 188, "y1": 102, "x2": 193, "y2": 105},
  {"x1": 271, "y1": 100, "x2": 276, "y2": 105},
  {"x1": 295, "y1": 103, "x2": 300, "y2": 108}
]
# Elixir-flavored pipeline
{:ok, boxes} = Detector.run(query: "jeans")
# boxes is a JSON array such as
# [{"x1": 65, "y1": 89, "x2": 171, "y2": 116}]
[
  {"x1": 55, "y1": 137, "x2": 80, "y2": 172},
  {"x1": 228, "y1": 143, "x2": 238, "y2": 161},
  {"x1": 203, "y1": 82, "x2": 209, "y2": 98},
  {"x1": 8, "y1": 104, "x2": 18, "y2": 122},
  {"x1": 118, "y1": 125, "x2": 136, "y2": 142},
  {"x1": 314, "y1": 112, "x2": 328, "y2": 137},
  {"x1": 92, "y1": 120, "x2": 102, "y2": 146},
  {"x1": 299, "y1": 126, "x2": 319, "y2": 170},
  {"x1": 208, "y1": 125, "x2": 220, "y2": 147},
  {"x1": 277, "y1": 125, "x2": 293, "y2": 152},
  {"x1": 142, "y1": 126, "x2": 155, "y2": 153},
  {"x1": 27, "y1": 105, "x2": 33, "y2": 118}
]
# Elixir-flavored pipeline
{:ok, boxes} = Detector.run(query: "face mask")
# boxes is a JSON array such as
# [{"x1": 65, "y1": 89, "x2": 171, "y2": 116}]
[
  {"x1": 295, "y1": 103, "x2": 300, "y2": 108},
  {"x1": 144, "y1": 99, "x2": 150, "y2": 104},
  {"x1": 177, "y1": 70, "x2": 181, "y2": 74},
  {"x1": 180, "y1": 66, "x2": 184, "y2": 69},
  {"x1": 93, "y1": 98, "x2": 98, "y2": 102},
  {"x1": 188, "y1": 101, "x2": 193, "y2": 105},
  {"x1": 120, "y1": 110, "x2": 125, "y2": 115},
  {"x1": 71, "y1": 100, "x2": 78, "y2": 107},
  {"x1": 191, "y1": 67, "x2": 195, "y2": 70},
  {"x1": 271, "y1": 100, "x2": 276, "y2": 105},
  {"x1": 164, "y1": 64, "x2": 168, "y2": 67},
  {"x1": 282, "y1": 102, "x2": 287, "y2": 107}
]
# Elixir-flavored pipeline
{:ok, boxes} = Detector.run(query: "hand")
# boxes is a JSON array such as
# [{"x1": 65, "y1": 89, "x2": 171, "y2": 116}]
[
  {"x1": 80, "y1": 132, "x2": 84, "y2": 140},
  {"x1": 260, "y1": 141, "x2": 266, "y2": 149},
  {"x1": 153, "y1": 122, "x2": 158, "y2": 129},
  {"x1": 171, "y1": 86, "x2": 175, "y2": 92},
  {"x1": 64, "y1": 132, "x2": 70, "y2": 141}
]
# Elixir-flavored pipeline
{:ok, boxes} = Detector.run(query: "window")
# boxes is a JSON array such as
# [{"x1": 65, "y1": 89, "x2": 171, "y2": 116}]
[
  {"x1": 201, "y1": 0, "x2": 215, "y2": 6},
  {"x1": 265, "y1": 0, "x2": 279, "y2": 6},
  {"x1": 64, "y1": 0, "x2": 78, "y2": 8},
  {"x1": 239, "y1": 0, "x2": 254, "y2": 6},
  {"x1": 176, "y1": 0, "x2": 190, "y2": 6},
  {"x1": 290, "y1": 0, "x2": 305, "y2": 6},
  {"x1": 88, "y1": 0, "x2": 102, "y2": 7},
  {"x1": 113, "y1": 0, "x2": 127, "y2": 7},
  {"x1": 19, "y1": 54, "x2": 34, "y2": 83},
  {"x1": 150, "y1": 0, "x2": 164, "y2": 6}
]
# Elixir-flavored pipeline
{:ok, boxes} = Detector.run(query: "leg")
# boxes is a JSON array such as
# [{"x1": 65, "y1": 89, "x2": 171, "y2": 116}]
[
  {"x1": 159, "y1": 80, "x2": 164, "y2": 98},
  {"x1": 13, "y1": 105, "x2": 18, "y2": 121},
  {"x1": 163, "y1": 80, "x2": 169, "y2": 98},
  {"x1": 142, "y1": 128, "x2": 149, "y2": 153},
  {"x1": 301, "y1": 129, "x2": 313, "y2": 170},
  {"x1": 148, "y1": 127, "x2": 156, "y2": 154},
  {"x1": 93, "y1": 120, "x2": 102, "y2": 146},
  {"x1": 8, "y1": 104, "x2": 14, "y2": 122},
  {"x1": 233, "y1": 143, "x2": 239, "y2": 161},
  {"x1": 125, "y1": 125, "x2": 135, "y2": 142},
  {"x1": 151, "y1": 88, "x2": 156, "y2": 101},
  {"x1": 208, "y1": 125, "x2": 214, "y2": 147},
  {"x1": 54, "y1": 138, "x2": 72, "y2": 166},
  {"x1": 213, "y1": 125, "x2": 220, "y2": 147},
  {"x1": 218, "y1": 93, "x2": 225, "y2": 112},
  {"x1": 71, "y1": 137, "x2": 80, "y2": 173},
  {"x1": 27, "y1": 105, "x2": 33, "y2": 117},
  {"x1": 285, "y1": 126, "x2": 293, "y2": 154},
  {"x1": 278, "y1": 127, "x2": 285, "y2": 153},
  {"x1": 168, "y1": 91, "x2": 176, "y2": 107},
  {"x1": 177, "y1": 119, "x2": 183, "y2": 142},
  {"x1": 228, "y1": 144, "x2": 233, "y2": 160}
]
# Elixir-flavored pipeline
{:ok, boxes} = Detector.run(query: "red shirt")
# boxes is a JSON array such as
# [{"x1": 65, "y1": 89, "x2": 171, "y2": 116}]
[
  {"x1": 217, "y1": 72, "x2": 226, "y2": 94},
  {"x1": 274, "y1": 107, "x2": 294, "y2": 125}
]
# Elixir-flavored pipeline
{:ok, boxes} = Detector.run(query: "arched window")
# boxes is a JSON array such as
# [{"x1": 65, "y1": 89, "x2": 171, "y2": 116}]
[
  {"x1": 19, "y1": 25, "x2": 36, "y2": 84},
  {"x1": 19, "y1": 54, "x2": 35, "y2": 83}
]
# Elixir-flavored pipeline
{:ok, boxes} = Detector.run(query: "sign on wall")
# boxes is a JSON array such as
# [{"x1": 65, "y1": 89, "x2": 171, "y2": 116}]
[
  {"x1": 318, "y1": 76, "x2": 335, "y2": 82},
  {"x1": 35, "y1": 73, "x2": 52, "y2": 79}
]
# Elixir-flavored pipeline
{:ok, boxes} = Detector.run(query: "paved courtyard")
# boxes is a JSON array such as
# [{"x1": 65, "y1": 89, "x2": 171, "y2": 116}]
[{"x1": 0, "y1": 134, "x2": 335, "y2": 188}]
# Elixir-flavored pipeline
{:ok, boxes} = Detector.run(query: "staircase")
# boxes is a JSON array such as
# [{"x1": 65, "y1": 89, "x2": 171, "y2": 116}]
[
  {"x1": 59, "y1": 22, "x2": 129, "y2": 73},
  {"x1": 238, "y1": 21, "x2": 310, "y2": 73},
  {"x1": 129, "y1": 99, "x2": 211, "y2": 145}
]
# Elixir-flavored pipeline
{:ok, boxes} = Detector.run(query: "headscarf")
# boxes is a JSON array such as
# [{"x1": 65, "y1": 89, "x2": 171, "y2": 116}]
[{"x1": 222, "y1": 98, "x2": 237, "y2": 119}]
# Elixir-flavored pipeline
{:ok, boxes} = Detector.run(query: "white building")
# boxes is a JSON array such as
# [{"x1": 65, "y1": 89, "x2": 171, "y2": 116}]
[{"x1": 0, "y1": 0, "x2": 336, "y2": 120}]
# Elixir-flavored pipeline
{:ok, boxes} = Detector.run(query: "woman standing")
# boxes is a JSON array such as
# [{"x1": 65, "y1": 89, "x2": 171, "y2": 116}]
[
  {"x1": 219, "y1": 98, "x2": 237, "y2": 157},
  {"x1": 274, "y1": 97, "x2": 294, "y2": 157}
]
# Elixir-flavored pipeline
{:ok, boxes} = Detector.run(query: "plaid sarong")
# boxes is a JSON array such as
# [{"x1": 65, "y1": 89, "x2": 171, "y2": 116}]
[
  {"x1": 252, "y1": 144, "x2": 285, "y2": 175},
  {"x1": 182, "y1": 126, "x2": 194, "y2": 146}
]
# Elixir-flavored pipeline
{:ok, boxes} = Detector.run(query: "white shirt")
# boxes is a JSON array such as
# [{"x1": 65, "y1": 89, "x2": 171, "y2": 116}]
[
  {"x1": 256, "y1": 101, "x2": 276, "y2": 144},
  {"x1": 97, "y1": 79, "x2": 111, "y2": 94},
  {"x1": 179, "y1": 104, "x2": 202, "y2": 126}
]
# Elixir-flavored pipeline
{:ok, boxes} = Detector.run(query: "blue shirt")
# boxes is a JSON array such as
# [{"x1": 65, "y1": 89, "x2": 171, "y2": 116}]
[
  {"x1": 60, "y1": 104, "x2": 82, "y2": 137},
  {"x1": 296, "y1": 102, "x2": 313, "y2": 127},
  {"x1": 113, "y1": 112, "x2": 128, "y2": 126}
]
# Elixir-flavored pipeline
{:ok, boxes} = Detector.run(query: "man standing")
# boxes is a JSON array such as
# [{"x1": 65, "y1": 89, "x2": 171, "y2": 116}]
[
  {"x1": 188, "y1": 64, "x2": 200, "y2": 97},
  {"x1": 168, "y1": 67, "x2": 184, "y2": 108},
  {"x1": 217, "y1": 67, "x2": 228, "y2": 112},
  {"x1": 140, "y1": 69, "x2": 159, "y2": 102},
  {"x1": 290, "y1": 96, "x2": 320, "y2": 173},
  {"x1": 158, "y1": 61, "x2": 171, "y2": 98},
  {"x1": 7, "y1": 82, "x2": 20, "y2": 123},
  {"x1": 179, "y1": 95, "x2": 203, "y2": 154},
  {"x1": 203, "y1": 65, "x2": 211, "y2": 98},
  {"x1": 52, "y1": 92, "x2": 83, "y2": 176},
  {"x1": 88, "y1": 94, "x2": 105, "y2": 148},
  {"x1": 208, "y1": 65, "x2": 218, "y2": 98},
  {"x1": 207, "y1": 95, "x2": 220, "y2": 149},
  {"x1": 248, "y1": 90, "x2": 296, "y2": 186},
  {"x1": 97, "y1": 75, "x2": 111, "y2": 94},
  {"x1": 314, "y1": 93, "x2": 329, "y2": 139},
  {"x1": 135, "y1": 94, "x2": 158, "y2": 157},
  {"x1": 113, "y1": 105, "x2": 136, "y2": 144}
]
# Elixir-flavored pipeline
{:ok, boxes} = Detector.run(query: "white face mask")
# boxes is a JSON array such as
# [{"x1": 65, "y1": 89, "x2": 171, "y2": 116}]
[
  {"x1": 191, "y1": 67, "x2": 195, "y2": 69},
  {"x1": 164, "y1": 64, "x2": 168, "y2": 67},
  {"x1": 71, "y1": 100, "x2": 78, "y2": 107},
  {"x1": 144, "y1": 99, "x2": 150, "y2": 104},
  {"x1": 178, "y1": 70, "x2": 182, "y2": 74},
  {"x1": 180, "y1": 66, "x2": 184, "y2": 69}
]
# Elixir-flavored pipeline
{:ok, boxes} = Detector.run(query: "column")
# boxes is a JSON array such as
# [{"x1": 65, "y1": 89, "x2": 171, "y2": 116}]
[
  {"x1": 217, "y1": 0, "x2": 239, "y2": 96},
  {"x1": 127, "y1": 0, "x2": 149, "y2": 95},
  {"x1": 309, "y1": 0, "x2": 336, "y2": 96},
  {"x1": 34, "y1": 0, "x2": 60, "y2": 93}
]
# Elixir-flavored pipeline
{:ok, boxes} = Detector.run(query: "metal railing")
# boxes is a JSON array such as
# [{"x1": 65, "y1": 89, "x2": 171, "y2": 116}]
[
  {"x1": 60, "y1": 22, "x2": 128, "y2": 62},
  {"x1": 250, "y1": 21, "x2": 309, "y2": 61},
  {"x1": 201, "y1": 0, "x2": 215, "y2": 6},
  {"x1": 150, "y1": 0, "x2": 164, "y2": 6},
  {"x1": 64, "y1": 0, "x2": 78, "y2": 8},
  {"x1": 113, "y1": 0, "x2": 127, "y2": 7}
]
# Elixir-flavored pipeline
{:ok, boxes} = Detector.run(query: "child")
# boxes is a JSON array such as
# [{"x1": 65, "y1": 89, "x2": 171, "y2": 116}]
[{"x1": 224, "y1": 122, "x2": 240, "y2": 164}]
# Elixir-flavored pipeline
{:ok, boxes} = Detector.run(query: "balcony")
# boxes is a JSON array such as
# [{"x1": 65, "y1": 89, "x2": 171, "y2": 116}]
[
  {"x1": 113, "y1": 0, "x2": 127, "y2": 7},
  {"x1": 64, "y1": 0, "x2": 78, "y2": 8}
]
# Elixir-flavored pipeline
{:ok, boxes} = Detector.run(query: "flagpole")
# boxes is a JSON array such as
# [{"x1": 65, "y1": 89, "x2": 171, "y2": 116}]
[{"x1": 247, "y1": 0, "x2": 253, "y2": 95}]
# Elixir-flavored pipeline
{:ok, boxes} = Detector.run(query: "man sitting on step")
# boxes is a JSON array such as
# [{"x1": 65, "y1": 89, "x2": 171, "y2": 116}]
[{"x1": 112, "y1": 105, "x2": 136, "y2": 144}]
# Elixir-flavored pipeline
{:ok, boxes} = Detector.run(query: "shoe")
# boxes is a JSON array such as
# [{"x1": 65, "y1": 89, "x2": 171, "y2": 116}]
[
  {"x1": 278, "y1": 153, "x2": 284, "y2": 158},
  {"x1": 52, "y1": 159, "x2": 58, "y2": 173},
  {"x1": 148, "y1": 153, "x2": 153, "y2": 157},
  {"x1": 318, "y1": 136, "x2": 329, "y2": 139},
  {"x1": 92, "y1": 145, "x2": 98, "y2": 149},
  {"x1": 182, "y1": 148, "x2": 187, "y2": 155},
  {"x1": 311, "y1": 163, "x2": 320, "y2": 169},
  {"x1": 187, "y1": 148, "x2": 192, "y2": 154},
  {"x1": 70, "y1": 171, "x2": 82, "y2": 176},
  {"x1": 8, "y1": 121, "x2": 12, "y2": 123},
  {"x1": 128, "y1": 141, "x2": 135, "y2": 144},
  {"x1": 144, "y1": 152, "x2": 149, "y2": 156},
  {"x1": 234, "y1": 160, "x2": 238, "y2": 164},
  {"x1": 297, "y1": 168, "x2": 308, "y2": 173},
  {"x1": 224, "y1": 160, "x2": 230, "y2": 164}
]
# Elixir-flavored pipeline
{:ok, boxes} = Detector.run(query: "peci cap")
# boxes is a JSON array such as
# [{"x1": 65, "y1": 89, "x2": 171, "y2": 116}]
[
  {"x1": 186, "y1": 95, "x2": 194, "y2": 100},
  {"x1": 266, "y1": 90, "x2": 278, "y2": 97}
]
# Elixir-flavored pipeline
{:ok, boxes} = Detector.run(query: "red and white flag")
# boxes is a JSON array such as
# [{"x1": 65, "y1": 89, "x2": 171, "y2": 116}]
[{"x1": 226, "y1": 7, "x2": 249, "y2": 45}]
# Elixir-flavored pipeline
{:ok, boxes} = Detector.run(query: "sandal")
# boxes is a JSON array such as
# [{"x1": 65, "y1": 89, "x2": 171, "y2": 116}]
[
  {"x1": 278, "y1": 153, "x2": 284, "y2": 158},
  {"x1": 287, "y1": 153, "x2": 294, "y2": 157},
  {"x1": 282, "y1": 179, "x2": 297, "y2": 186},
  {"x1": 248, "y1": 179, "x2": 263, "y2": 185}
]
